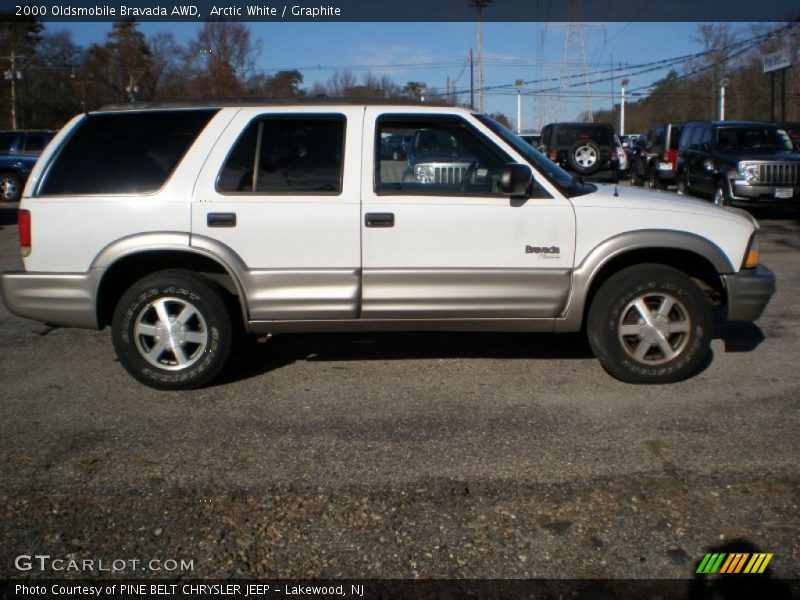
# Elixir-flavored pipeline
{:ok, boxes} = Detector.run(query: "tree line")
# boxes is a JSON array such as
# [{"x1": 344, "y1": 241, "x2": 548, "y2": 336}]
[
  {"x1": 589, "y1": 23, "x2": 799, "y2": 133},
  {"x1": 0, "y1": 19, "x2": 454, "y2": 130}
]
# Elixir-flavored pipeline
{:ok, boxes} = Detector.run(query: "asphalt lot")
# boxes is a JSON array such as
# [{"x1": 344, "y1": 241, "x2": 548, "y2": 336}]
[{"x1": 0, "y1": 189, "x2": 798, "y2": 581}]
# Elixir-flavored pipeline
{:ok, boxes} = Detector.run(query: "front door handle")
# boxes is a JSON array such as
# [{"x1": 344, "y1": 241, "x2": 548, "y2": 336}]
[
  {"x1": 365, "y1": 212, "x2": 395, "y2": 228},
  {"x1": 207, "y1": 212, "x2": 237, "y2": 227}
]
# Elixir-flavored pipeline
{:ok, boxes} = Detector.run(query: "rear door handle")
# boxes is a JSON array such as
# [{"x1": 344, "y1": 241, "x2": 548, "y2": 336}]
[
  {"x1": 365, "y1": 212, "x2": 395, "y2": 228},
  {"x1": 207, "y1": 212, "x2": 237, "y2": 227}
]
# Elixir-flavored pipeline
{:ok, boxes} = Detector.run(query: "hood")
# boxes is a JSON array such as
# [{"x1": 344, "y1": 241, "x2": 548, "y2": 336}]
[{"x1": 573, "y1": 184, "x2": 757, "y2": 228}]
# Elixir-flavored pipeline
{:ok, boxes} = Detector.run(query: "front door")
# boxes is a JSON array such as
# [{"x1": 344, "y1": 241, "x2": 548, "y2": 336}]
[{"x1": 360, "y1": 110, "x2": 576, "y2": 321}]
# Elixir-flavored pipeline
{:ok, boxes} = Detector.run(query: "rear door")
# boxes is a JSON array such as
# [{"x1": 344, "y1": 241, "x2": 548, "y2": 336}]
[
  {"x1": 191, "y1": 107, "x2": 363, "y2": 321},
  {"x1": 360, "y1": 109, "x2": 575, "y2": 321}
]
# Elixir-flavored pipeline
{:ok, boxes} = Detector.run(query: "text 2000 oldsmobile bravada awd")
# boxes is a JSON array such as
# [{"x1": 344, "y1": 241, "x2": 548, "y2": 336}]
[{"x1": 0, "y1": 103, "x2": 776, "y2": 389}]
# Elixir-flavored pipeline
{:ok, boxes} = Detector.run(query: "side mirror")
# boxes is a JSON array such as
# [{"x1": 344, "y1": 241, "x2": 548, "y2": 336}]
[{"x1": 499, "y1": 163, "x2": 532, "y2": 195}]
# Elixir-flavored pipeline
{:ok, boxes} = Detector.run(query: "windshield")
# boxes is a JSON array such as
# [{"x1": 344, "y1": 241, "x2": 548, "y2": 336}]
[
  {"x1": 716, "y1": 126, "x2": 793, "y2": 153},
  {"x1": 474, "y1": 113, "x2": 579, "y2": 193}
]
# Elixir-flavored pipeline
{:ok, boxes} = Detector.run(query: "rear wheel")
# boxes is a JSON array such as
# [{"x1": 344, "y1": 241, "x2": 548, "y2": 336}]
[
  {"x1": 112, "y1": 270, "x2": 234, "y2": 390},
  {"x1": 677, "y1": 171, "x2": 690, "y2": 196},
  {"x1": 630, "y1": 164, "x2": 644, "y2": 187},
  {"x1": 587, "y1": 264, "x2": 712, "y2": 384},
  {"x1": 648, "y1": 169, "x2": 666, "y2": 190},
  {"x1": 0, "y1": 172, "x2": 21, "y2": 202}
]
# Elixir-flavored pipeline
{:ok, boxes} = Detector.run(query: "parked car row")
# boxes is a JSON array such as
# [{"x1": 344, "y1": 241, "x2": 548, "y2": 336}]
[
  {"x1": 629, "y1": 120, "x2": 800, "y2": 207},
  {"x1": 0, "y1": 130, "x2": 56, "y2": 202}
]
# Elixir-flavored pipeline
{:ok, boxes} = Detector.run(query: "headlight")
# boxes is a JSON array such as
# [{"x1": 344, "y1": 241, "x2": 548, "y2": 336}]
[
  {"x1": 738, "y1": 162, "x2": 759, "y2": 183},
  {"x1": 414, "y1": 164, "x2": 435, "y2": 184}
]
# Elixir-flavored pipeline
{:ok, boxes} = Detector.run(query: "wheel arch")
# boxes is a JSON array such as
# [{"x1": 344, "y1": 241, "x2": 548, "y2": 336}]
[
  {"x1": 557, "y1": 230, "x2": 733, "y2": 332},
  {"x1": 94, "y1": 241, "x2": 248, "y2": 329}
]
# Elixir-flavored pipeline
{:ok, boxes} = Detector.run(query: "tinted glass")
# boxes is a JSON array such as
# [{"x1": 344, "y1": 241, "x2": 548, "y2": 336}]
[
  {"x1": 23, "y1": 133, "x2": 50, "y2": 153},
  {"x1": 556, "y1": 125, "x2": 612, "y2": 146},
  {"x1": 41, "y1": 110, "x2": 216, "y2": 195},
  {"x1": 669, "y1": 125, "x2": 683, "y2": 150},
  {"x1": 679, "y1": 125, "x2": 694, "y2": 149},
  {"x1": 376, "y1": 116, "x2": 511, "y2": 196},
  {"x1": 716, "y1": 126, "x2": 793, "y2": 152},
  {"x1": 218, "y1": 116, "x2": 345, "y2": 193},
  {"x1": 0, "y1": 133, "x2": 16, "y2": 153}
]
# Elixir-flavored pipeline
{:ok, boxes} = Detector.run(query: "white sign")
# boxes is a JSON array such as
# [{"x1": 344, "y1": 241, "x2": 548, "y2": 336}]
[{"x1": 763, "y1": 49, "x2": 792, "y2": 73}]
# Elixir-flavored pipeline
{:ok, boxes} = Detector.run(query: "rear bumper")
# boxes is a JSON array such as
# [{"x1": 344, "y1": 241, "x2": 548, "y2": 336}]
[
  {"x1": 0, "y1": 271, "x2": 100, "y2": 329},
  {"x1": 722, "y1": 266, "x2": 776, "y2": 322}
]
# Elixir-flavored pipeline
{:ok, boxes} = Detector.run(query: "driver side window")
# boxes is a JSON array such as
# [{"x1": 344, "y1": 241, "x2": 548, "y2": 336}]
[{"x1": 376, "y1": 116, "x2": 510, "y2": 196}]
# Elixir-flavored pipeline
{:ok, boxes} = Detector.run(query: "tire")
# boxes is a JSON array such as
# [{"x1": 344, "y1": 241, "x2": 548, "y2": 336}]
[
  {"x1": 676, "y1": 171, "x2": 690, "y2": 196},
  {"x1": 630, "y1": 164, "x2": 644, "y2": 187},
  {"x1": 587, "y1": 264, "x2": 712, "y2": 384},
  {"x1": 112, "y1": 269, "x2": 234, "y2": 390},
  {"x1": 712, "y1": 181, "x2": 731, "y2": 207},
  {"x1": 0, "y1": 172, "x2": 22, "y2": 202},
  {"x1": 648, "y1": 169, "x2": 666, "y2": 190},
  {"x1": 567, "y1": 140, "x2": 602, "y2": 175},
  {"x1": 392, "y1": 149, "x2": 400, "y2": 161}
]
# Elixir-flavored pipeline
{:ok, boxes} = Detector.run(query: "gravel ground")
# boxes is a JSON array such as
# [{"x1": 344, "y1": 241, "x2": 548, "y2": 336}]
[{"x1": 1, "y1": 196, "x2": 798, "y2": 582}]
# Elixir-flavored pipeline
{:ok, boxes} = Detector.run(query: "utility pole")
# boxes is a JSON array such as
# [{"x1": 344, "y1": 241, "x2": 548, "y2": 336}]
[
  {"x1": 469, "y1": 0, "x2": 491, "y2": 113},
  {"x1": 515, "y1": 79, "x2": 523, "y2": 133},
  {"x1": 3, "y1": 52, "x2": 25, "y2": 130},
  {"x1": 469, "y1": 48, "x2": 475, "y2": 110}
]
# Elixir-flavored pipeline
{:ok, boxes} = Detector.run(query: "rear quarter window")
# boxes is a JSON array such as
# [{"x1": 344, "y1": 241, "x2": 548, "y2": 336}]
[{"x1": 39, "y1": 110, "x2": 217, "y2": 196}]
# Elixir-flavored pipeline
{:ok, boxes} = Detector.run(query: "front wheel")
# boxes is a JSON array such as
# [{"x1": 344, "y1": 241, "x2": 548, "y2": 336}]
[
  {"x1": 587, "y1": 264, "x2": 712, "y2": 384},
  {"x1": 713, "y1": 181, "x2": 731, "y2": 207},
  {"x1": 112, "y1": 270, "x2": 234, "y2": 390}
]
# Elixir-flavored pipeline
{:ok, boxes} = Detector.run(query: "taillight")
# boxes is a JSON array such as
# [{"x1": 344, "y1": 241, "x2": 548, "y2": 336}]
[
  {"x1": 18, "y1": 209, "x2": 31, "y2": 257},
  {"x1": 667, "y1": 150, "x2": 678, "y2": 170},
  {"x1": 549, "y1": 149, "x2": 557, "y2": 161}
]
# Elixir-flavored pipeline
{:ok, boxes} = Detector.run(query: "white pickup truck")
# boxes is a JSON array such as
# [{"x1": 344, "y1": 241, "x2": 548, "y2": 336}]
[{"x1": 0, "y1": 103, "x2": 775, "y2": 389}]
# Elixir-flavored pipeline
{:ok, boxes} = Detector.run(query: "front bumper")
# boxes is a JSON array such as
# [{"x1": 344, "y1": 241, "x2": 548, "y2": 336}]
[
  {"x1": 0, "y1": 271, "x2": 100, "y2": 329},
  {"x1": 730, "y1": 180, "x2": 799, "y2": 204},
  {"x1": 721, "y1": 265, "x2": 776, "y2": 322}
]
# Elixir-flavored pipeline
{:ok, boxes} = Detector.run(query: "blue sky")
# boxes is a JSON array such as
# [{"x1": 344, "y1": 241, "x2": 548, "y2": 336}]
[{"x1": 59, "y1": 21, "x2": 752, "y2": 131}]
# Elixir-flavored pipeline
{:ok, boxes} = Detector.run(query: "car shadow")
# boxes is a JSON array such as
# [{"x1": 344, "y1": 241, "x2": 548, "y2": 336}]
[
  {"x1": 713, "y1": 316, "x2": 766, "y2": 353},
  {"x1": 215, "y1": 331, "x2": 594, "y2": 386}
]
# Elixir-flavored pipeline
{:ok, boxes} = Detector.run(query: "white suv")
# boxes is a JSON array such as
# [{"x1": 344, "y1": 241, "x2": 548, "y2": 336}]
[{"x1": 0, "y1": 103, "x2": 775, "y2": 389}]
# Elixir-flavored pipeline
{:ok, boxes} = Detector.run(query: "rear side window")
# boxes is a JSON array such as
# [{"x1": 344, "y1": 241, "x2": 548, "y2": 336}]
[
  {"x1": 23, "y1": 133, "x2": 50, "y2": 154},
  {"x1": 217, "y1": 115, "x2": 345, "y2": 194},
  {"x1": 40, "y1": 110, "x2": 217, "y2": 195},
  {"x1": 0, "y1": 132, "x2": 17, "y2": 154},
  {"x1": 679, "y1": 125, "x2": 694, "y2": 149}
]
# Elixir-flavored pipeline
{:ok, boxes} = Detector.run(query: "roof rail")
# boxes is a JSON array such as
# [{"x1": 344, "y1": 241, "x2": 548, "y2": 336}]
[{"x1": 98, "y1": 97, "x2": 457, "y2": 111}]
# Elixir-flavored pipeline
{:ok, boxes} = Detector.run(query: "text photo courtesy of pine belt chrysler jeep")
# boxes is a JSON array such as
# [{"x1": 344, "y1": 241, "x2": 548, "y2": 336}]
[{"x1": 0, "y1": 103, "x2": 776, "y2": 390}]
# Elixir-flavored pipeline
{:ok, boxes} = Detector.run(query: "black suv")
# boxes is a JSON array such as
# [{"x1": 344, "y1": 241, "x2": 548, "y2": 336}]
[
  {"x1": 539, "y1": 122, "x2": 618, "y2": 179},
  {"x1": 677, "y1": 120, "x2": 799, "y2": 206},
  {"x1": 630, "y1": 123, "x2": 683, "y2": 189}
]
